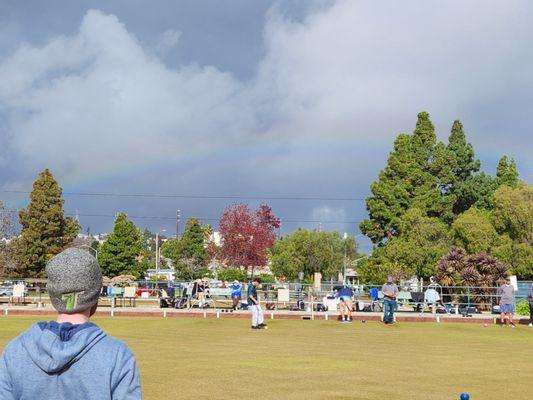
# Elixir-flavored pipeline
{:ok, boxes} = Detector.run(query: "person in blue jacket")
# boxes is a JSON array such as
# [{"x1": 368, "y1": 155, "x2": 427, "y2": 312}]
[
  {"x1": 230, "y1": 280, "x2": 242, "y2": 310},
  {"x1": 0, "y1": 248, "x2": 141, "y2": 399}
]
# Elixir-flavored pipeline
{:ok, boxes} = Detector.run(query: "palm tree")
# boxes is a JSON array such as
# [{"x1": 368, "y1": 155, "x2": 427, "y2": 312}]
[{"x1": 436, "y1": 247, "x2": 466, "y2": 286}]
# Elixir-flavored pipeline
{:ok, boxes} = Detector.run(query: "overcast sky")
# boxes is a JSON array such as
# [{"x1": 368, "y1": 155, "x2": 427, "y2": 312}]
[{"x1": 0, "y1": 0, "x2": 532, "y2": 252}]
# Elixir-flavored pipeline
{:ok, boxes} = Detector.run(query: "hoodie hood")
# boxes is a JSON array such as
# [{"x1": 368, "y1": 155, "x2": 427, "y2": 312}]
[{"x1": 20, "y1": 322, "x2": 107, "y2": 374}]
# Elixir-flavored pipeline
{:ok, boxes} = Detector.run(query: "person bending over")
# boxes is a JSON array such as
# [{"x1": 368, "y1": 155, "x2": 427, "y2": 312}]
[{"x1": 336, "y1": 286, "x2": 354, "y2": 323}]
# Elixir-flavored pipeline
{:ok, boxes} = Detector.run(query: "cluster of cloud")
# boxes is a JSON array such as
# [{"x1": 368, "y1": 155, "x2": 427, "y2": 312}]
[{"x1": 0, "y1": 0, "x2": 531, "y2": 237}]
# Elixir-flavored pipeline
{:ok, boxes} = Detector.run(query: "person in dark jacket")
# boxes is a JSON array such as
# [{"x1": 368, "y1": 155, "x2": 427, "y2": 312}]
[{"x1": 247, "y1": 277, "x2": 266, "y2": 329}]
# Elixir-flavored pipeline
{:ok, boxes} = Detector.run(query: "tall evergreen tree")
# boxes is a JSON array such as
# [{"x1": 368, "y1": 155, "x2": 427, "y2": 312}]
[
  {"x1": 164, "y1": 219, "x2": 207, "y2": 262},
  {"x1": 98, "y1": 213, "x2": 142, "y2": 278},
  {"x1": 162, "y1": 218, "x2": 209, "y2": 278},
  {"x1": 444, "y1": 120, "x2": 492, "y2": 217},
  {"x1": 179, "y1": 219, "x2": 207, "y2": 262},
  {"x1": 496, "y1": 156, "x2": 519, "y2": 187},
  {"x1": 447, "y1": 120, "x2": 480, "y2": 181},
  {"x1": 360, "y1": 112, "x2": 451, "y2": 243},
  {"x1": 14, "y1": 169, "x2": 79, "y2": 277}
]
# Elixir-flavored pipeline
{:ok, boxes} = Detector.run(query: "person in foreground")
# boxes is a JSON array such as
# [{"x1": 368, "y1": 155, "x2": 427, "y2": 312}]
[
  {"x1": 248, "y1": 277, "x2": 266, "y2": 329},
  {"x1": 382, "y1": 276, "x2": 398, "y2": 325},
  {"x1": 498, "y1": 277, "x2": 516, "y2": 328},
  {"x1": 0, "y1": 248, "x2": 142, "y2": 399}
]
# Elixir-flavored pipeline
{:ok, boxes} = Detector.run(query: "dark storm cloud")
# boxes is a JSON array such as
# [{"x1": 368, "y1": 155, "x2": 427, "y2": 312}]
[{"x1": 0, "y1": 0, "x2": 532, "y2": 253}]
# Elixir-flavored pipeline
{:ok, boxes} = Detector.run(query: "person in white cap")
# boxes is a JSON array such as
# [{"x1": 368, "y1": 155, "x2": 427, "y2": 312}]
[{"x1": 230, "y1": 280, "x2": 242, "y2": 310}]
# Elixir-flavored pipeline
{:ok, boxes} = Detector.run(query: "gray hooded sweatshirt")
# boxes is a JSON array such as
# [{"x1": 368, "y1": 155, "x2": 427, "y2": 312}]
[{"x1": 0, "y1": 321, "x2": 141, "y2": 399}]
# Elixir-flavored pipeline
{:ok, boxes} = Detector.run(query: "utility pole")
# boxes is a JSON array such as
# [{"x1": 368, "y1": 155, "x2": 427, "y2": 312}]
[
  {"x1": 155, "y1": 229, "x2": 166, "y2": 287},
  {"x1": 155, "y1": 232, "x2": 160, "y2": 277},
  {"x1": 343, "y1": 232, "x2": 348, "y2": 285},
  {"x1": 176, "y1": 209, "x2": 181, "y2": 238}
]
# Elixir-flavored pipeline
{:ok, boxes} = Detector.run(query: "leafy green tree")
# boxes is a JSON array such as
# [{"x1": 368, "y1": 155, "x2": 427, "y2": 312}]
[
  {"x1": 172, "y1": 257, "x2": 208, "y2": 280},
  {"x1": 0, "y1": 200, "x2": 15, "y2": 277},
  {"x1": 491, "y1": 184, "x2": 533, "y2": 278},
  {"x1": 492, "y1": 184, "x2": 532, "y2": 244},
  {"x1": 203, "y1": 224, "x2": 213, "y2": 242},
  {"x1": 98, "y1": 213, "x2": 142, "y2": 278},
  {"x1": 362, "y1": 208, "x2": 451, "y2": 282},
  {"x1": 162, "y1": 218, "x2": 208, "y2": 268},
  {"x1": 452, "y1": 208, "x2": 503, "y2": 254},
  {"x1": 269, "y1": 229, "x2": 358, "y2": 280},
  {"x1": 496, "y1": 156, "x2": 519, "y2": 188},
  {"x1": 216, "y1": 267, "x2": 248, "y2": 282},
  {"x1": 14, "y1": 169, "x2": 79, "y2": 277},
  {"x1": 136, "y1": 228, "x2": 168, "y2": 272},
  {"x1": 360, "y1": 112, "x2": 453, "y2": 243}
]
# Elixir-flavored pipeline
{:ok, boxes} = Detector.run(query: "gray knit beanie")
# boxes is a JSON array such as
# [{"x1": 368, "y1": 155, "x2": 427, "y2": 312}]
[{"x1": 46, "y1": 248, "x2": 102, "y2": 314}]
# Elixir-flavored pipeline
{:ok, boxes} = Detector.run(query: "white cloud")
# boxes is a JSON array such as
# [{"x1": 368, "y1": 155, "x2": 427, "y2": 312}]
[
  {"x1": 0, "y1": 10, "x2": 254, "y2": 183},
  {"x1": 155, "y1": 29, "x2": 182, "y2": 56},
  {"x1": 312, "y1": 206, "x2": 346, "y2": 222},
  {"x1": 0, "y1": 1, "x2": 531, "y2": 226}
]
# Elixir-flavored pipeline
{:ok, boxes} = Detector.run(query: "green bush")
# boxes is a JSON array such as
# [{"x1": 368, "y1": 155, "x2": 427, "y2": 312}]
[
  {"x1": 149, "y1": 275, "x2": 168, "y2": 282},
  {"x1": 257, "y1": 273, "x2": 276, "y2": 284},
  {"x1": 516, "y1": 299, "x2": 531, "y2": 316},
  {"x1": 217, "y1": 267, "x2": 247, "y2": 282}
]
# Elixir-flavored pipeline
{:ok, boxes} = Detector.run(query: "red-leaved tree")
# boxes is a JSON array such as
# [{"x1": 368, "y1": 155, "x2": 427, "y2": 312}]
[{"x1": 216, "y1": 204, "x2": 280, "y2": 271}]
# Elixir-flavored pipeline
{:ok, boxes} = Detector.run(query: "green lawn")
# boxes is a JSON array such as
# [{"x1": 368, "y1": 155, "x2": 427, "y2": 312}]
[{"x1": 1, "y1": 316, "x2": 532, "y2": 399}]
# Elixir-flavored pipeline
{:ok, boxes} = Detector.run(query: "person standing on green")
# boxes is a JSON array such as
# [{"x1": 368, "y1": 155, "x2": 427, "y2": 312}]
[
  {"x1": 498, "y1": 278, "x2": 516, "y2": 328},
  {"x1": 247, "y1": 277, "x2": 266, "y2": 330},
  {"x1": 382, "y1": 276, "x2": 398, "y2": 324},
  {"x1": 527, "y1": 283, "x2": 533, "y2": 327}
]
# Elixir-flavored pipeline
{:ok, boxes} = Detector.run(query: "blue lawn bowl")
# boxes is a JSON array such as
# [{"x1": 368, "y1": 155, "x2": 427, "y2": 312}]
[{"x1": 460, "y1": 394, "x2": 470, "y2": 400}]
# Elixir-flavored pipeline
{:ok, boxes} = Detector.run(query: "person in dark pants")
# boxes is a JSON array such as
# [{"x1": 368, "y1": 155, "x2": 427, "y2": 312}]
[
  {"x1": 382, "y1": 276, "x2": 398, "y2": 324},
  {"x1": 527, "y1": 283, "x2": 533, "y2": 327}
]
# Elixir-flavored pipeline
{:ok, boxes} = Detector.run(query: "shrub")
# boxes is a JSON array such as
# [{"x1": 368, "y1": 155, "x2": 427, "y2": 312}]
[
  {"x1": 217, "y1": 267, "x2": 247, "y2": 282},
  {"x1": 257, "y1": 273, "x2": 276, "y2": 284},
  {"x1": 516, "y1": 299, "x2": 531, "y2": 317}
]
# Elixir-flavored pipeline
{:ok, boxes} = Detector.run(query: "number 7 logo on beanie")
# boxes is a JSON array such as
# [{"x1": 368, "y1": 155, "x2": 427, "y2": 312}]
[{"x1": 61, "y1": 292, "x2": 82, "y2": 311}]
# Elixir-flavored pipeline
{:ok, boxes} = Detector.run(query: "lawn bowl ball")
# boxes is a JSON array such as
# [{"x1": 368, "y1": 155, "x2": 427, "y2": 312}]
[{"x1": 460, "y1": 393, "x2": 470, "y2": 400}]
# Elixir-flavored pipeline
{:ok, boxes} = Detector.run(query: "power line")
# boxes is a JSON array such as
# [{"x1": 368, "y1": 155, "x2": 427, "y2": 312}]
[
  {"x1": 0, "y1": 210, "x2": 359, "y2": 225},
  {"x1": 0, "y1": 190, "x2": 365, "y2": 202},
  {"x1": 1, "y1": 209, "x2": 501, "y2": 226},
  {"x1": 66, "y1": 213, "x2": 359, "y2": 225}
]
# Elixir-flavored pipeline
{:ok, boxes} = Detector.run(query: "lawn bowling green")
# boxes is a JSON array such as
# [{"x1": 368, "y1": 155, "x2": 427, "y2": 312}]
[{"x1": 1, "y1": 316, "x2": 531, "y2": 400}]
